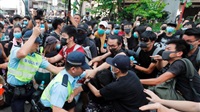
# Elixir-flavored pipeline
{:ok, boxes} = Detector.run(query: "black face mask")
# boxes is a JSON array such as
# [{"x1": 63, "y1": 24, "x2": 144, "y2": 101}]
[
  {"x1": 61, "y1": 38, "x2": 67, "y2": 46},
  {"x1": 110, "y1": 48, "x2": 118, "y2": 55},
  {"x1": 162, "y1": 51, "x2": 177, "y2": 60},
  {"x1": 76, "y1": 33, "x2": 87, "y2": 45},
  {"x1": 138, "y1": 42, "x2": 148, "y2": 48},
  {"x1": 124, "y1": 29, "x2": 131, "y2": 34}
]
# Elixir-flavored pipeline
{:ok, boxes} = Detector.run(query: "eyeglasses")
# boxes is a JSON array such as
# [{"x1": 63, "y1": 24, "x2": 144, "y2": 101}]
[{"x1": 185, "y1": 39, "x2": 199, "y2": 44}]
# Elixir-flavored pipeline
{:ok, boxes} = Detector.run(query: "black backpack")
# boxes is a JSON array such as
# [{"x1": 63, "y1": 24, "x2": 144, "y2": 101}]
[{"x1": 181, "y1": 58, "x2": 200, "y2": 102}]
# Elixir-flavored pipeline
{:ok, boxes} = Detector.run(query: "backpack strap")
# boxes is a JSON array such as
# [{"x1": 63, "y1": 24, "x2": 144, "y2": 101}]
[
  {"x1": 62, "y1": 46, "x2": 68, "y2": 58},
  {"x1": 83, "y1": 46, "x2": 92, "y2": 60},
  {"x1": 152, "y1": 47, "x2": 163, "y2": 56},
  {"x1": 196, "y1": 48, "x2": 200, "y2": 66},
  {"x1": 73, "y1": 44, "x2": 81, "y2": 51},
  {"x1": 135, "y1": 47, "x2": 141, "y2": 58},
  {"x1": 180, "y1": 58, "x2": 200, "y2": 98}
]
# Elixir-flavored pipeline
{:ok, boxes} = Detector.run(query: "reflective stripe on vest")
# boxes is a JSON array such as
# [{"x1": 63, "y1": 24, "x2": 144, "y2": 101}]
[
  {"x1": 41, "y1": 72, "x2": 73, "y2": 107},
  {"x1": 8, "y1": 53, "x2": 43, "y2": 82}
]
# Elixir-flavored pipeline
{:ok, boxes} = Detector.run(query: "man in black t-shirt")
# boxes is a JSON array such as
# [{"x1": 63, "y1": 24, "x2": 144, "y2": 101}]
[
  {"x1": 182, "y1": 28, "x2": 200, "y2": 74},
  {"x1": 134, "y1": 31, "x2": 163, "y2": 79},
  {"x1": 141, "y1": 39, "x2": 200, "y2": 102},
  {"x1": 87, "y1": 54, "x2": 149, "y2": 112}
]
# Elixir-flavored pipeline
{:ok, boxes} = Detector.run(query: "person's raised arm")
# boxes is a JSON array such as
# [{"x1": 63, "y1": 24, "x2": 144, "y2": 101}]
[
  {"x1": 68, "y1": 11, "x2": 78, "y2": 27},
  {"x1": 17, "y1": 26, "x2": 41, "y2": 59}
]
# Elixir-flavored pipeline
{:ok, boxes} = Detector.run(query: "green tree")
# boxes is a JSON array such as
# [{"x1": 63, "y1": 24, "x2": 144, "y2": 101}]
[
  {"x1": 124, "y1": 0, "x2": 166, "y2": 22},
  {"x1": 87, "y1": 0, "x2": 123, "y2": 22}
]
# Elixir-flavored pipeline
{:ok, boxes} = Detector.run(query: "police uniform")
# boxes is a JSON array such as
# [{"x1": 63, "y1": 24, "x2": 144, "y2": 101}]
[
  {"x1": 40, "y1": 51, "x2": 90, "y2": 111},
  {"x1": 6, "y1": 45, "x2": 49, "y2": 112}
]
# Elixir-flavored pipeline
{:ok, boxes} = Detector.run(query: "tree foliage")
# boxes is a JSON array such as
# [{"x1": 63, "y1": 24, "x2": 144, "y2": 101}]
[{"x1": 124, "y1": 0, "x2": 166, "y2": 22}]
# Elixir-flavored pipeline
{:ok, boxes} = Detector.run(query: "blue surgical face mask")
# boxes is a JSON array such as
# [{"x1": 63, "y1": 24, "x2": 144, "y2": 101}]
[
  {"x1": 48, "y1": 24, "x2": 52, "y2": 29},
  {"x1": 14, "y1": 32, "x2": 22, "y2": 39},
  {"x1": 181, "y1": 27, "x2": 188, "y2": 31},
  {"x1": 1, "y1": 33, "x2": 5, "y2": 41},
  {"x1": 133, "y1": 32, "x2": 138, "y2": 38},
  {"x1": 40, "y1": 24, "x2": 45, "y2": 29},
  {"x1": 113, "y1": 29, "x2": 119, "y2": 35},
  {"x1": 23, "y1": 20, "x2": 28, "y2": 25},
  {"x1": 0, "y1": 21, "x2": 5, "y2": 25},
  {"x1": 189, "y1": 44, "x2": 194, "y2": 50},
  {"x1": 105, "y1": 29, "x2": 111, "y2": 34},
  {"x1": 166, "y1": 27, "x2": 175, "y2": 33},
  {"x1": 56, "y1": 44, "x2": 61, "y2": 50},
  {"x1": 98, "y1": 28, "x2": 105, "y2": 35}
]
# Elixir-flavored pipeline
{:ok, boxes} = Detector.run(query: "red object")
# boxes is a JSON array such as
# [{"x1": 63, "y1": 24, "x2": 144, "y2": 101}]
[
  {"x1": 177, "y1": 0, "x2": 187, "y2": 30},
  {"x1": 118, "y1": 31, "x2": 125, "y2": 37},
  {"x1": 0, "y1": 84, "x2": 4, "y2": 95}
]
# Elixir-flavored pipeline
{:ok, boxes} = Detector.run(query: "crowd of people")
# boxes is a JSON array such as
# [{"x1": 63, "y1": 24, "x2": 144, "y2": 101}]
[{"x1": 0, "y1": 9, "x2": 199, "y2": 112}]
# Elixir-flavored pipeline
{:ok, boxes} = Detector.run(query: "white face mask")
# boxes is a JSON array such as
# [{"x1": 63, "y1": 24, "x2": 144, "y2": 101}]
[
  {"x1": 110, "y1": 66, "x2": 117, "y2": 74},
  {"x1": 136, "y1": 22, "x2": 140, "y2": 26}
]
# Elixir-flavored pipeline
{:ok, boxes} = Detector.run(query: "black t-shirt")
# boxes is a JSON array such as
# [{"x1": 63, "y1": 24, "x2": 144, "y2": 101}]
[
  {"x1": 127, "y1": 37, "x2": 138, "y2": 50},
  {"x1": 82, "y1": 38, "x2": 98, "y2": 58},
  {"x1": 167, "y1": 60, "x2": 200, "y2": 101},
  {"x1": 187, "y1": 47, "x2": 200, "y2": 71},
  {"x1": 82, "y1": 78, "x2": 113, "y2": 105},
  {"x1": 157, "y1": 33, "x2": 177, "y2": 44},
  {"x1": 50, "y1": 31, "x2": 60, "y2": 41},
  {"x1": 136, "y1": 46, "x2": 162, "y2": 79},
  {"x1": 100, "y1": 71, "x2": 149, "y2": 112}
]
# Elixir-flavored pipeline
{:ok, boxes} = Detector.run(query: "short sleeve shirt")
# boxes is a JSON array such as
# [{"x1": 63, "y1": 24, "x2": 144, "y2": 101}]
[
  {"x1": 41, "y1": 69, "x2": 77, "y2": 108},
  {"x1": 58, "y1": 44, "x2": 85, "y2": 59},
  {"x1": 7, "y1": 46, "x2": 49, "y2": 86},
  {"x1": 100, "y1": 71, "x2": 148, "y2": 112},
  {"x1": 167, "y1": 59, "x2": 200, "y2": 101}
]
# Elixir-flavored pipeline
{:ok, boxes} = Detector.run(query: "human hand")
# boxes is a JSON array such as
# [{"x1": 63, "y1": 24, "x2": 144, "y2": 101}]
[
  {"x1": 150, "y1": 55, "x2": 162, "y2": 61},
  {"x1": 4, "y1": 43, "x2": 8, "y2": 49},
  {"x1": 85, "y1": 69, "x2": 97, "y2": 79},
  {"x1": 67, "y1": 94, "x2": 74, "y2": 103},
  {"x1": 144, "y1": 89, "x2": 161, "y2": 103},
  {"x1": 88, "y1": 60, "x2": 93, "y2": 66},
  {"x1": 130, "y1": 60, "x2": 134, "y2": 67},
  {"x1": 32, "y1": 25, "x2": 41, "y2": 38},
  {"x1": 0, "y1": 63, "x2": 8, "y2": 69},
  {"x1": 139, "y1": 103, "x2": 162, "y2": 111}
]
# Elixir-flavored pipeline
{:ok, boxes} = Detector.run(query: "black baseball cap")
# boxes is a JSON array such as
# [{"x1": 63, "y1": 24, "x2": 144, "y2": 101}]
[
  {"x1": 77, "y1": 23, "x2": 88, "y2": 32},
  {"x1": 106, "y1": 55, "x2": 130, "y2": 70},
  {"x1": 13, "y1": 14, "x2": 23, "y2": 20}
]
